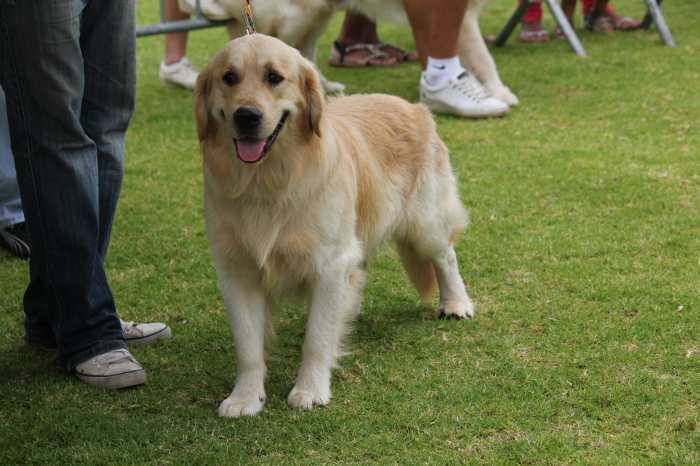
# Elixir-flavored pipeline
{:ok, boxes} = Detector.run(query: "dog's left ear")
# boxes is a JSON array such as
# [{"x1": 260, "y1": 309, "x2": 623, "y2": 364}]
[
  {"x1": 301, "y1": 61, "x2": 324, "y2": 137},
  {"x1": 193, "y1": 63, "x2": 215, "y2": 142}
]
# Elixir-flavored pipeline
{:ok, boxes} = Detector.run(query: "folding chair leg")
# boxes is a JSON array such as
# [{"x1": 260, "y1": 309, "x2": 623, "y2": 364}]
[
  {"x1": 494, "y1": 0, "x2": 531, "y2": 47},
  {"x1": 642, "y1": 0, "x2": 676, "y2": 47},
  {"x1": 543, "y1": 0, "x2": 587, "y2": 56}
]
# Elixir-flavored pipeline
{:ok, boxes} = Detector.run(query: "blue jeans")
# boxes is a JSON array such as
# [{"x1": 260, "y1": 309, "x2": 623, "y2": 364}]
[
  {"x1": 0, "y1": 85, "x2": 24, "y2": 229},
  {"x1": 0, "y1": 0, "x2": 135, "y2": 370}
]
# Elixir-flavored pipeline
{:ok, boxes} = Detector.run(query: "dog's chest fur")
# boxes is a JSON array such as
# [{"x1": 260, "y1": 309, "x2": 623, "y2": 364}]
[{"x1": 208, "y1": 193, "x2": 323, "y2": 297}]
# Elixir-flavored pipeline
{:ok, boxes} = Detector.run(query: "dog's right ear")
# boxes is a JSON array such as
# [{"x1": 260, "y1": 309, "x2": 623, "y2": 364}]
[
  {"x1": 194, "y1": 64, "x2": 215, "y2": 142},
  {"x1": 300, "y1": 61, "x2": 324, "y2": 138}
]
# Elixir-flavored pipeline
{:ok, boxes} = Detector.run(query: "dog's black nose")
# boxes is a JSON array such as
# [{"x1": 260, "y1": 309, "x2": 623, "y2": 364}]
[{"x1": 233, "y1": 106, "x2": 263, "y2": 135}]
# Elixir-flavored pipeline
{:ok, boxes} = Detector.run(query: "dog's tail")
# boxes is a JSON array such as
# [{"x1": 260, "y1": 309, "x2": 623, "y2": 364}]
[{"x1": 397, "y1": 243, "x2": 438, "y2": 304}]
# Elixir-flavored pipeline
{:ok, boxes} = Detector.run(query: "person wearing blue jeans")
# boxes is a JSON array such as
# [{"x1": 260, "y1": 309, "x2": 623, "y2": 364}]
[
  {"x1": 0, "y1": 86, "x2": 30, "y2": 259},
  {"x1": 0, "y1": 0, "x2": 171, "y2": 389}
]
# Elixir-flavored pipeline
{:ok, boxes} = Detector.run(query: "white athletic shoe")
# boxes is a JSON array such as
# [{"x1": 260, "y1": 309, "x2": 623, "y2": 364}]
[
  {"x1": 159, "y1": 58, "x2": 199, "y2": 90},
  {"x1": 75, "y1": 349, "x2": 146, "y2": 390},
  {"x1": 420, "y1": 71, "x2": 509, "y2": 118},
  {"x1": 121, "y1": 319, "x2": 172, "y2": 346},
  {"x1": 177, "y1": 0, "x2": 231, "y2": 21}
]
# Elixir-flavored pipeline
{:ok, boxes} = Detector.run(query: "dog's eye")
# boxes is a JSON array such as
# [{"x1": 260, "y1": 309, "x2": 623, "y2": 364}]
[
  {"x1": 222, "y1": 70, "x2": 239, "y2": 86},
  {"x1": 266, "y1": 70, "x2": 284, "y2": 86}
]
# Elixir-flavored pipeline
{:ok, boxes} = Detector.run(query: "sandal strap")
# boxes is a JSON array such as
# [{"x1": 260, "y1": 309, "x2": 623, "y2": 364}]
[
  {"x1": 376, "y1": 43, "x2": 408, "y2": 59},
  {"x1": 332, "y1": 41, "x2": 389, "y2": 66},
  {"x1": 614, "y1": 16, "x2": 641, "y2": 29}
]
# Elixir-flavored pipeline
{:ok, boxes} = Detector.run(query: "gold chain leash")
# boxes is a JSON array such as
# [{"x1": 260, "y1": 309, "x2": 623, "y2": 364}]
[{"x1": 242, "y1": 0, "x2": 256, "y2": 35}]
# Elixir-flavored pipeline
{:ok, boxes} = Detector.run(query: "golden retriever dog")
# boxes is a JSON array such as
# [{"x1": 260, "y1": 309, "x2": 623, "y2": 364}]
[
  {"x1": 214, "y1": 0, "x2": 519, "y2": 106},
  {"x1": 195, "y1": 34, "x2": 475, "y2": 417}
]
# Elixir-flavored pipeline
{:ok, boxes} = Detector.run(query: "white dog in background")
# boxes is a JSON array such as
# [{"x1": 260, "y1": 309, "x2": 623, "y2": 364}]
[
  {"x1": 200, "y1": 0, "x2": 518, "y2": 106},
  {"x1": 195, "y1": 34, "x2": 475, "y2": 417}
]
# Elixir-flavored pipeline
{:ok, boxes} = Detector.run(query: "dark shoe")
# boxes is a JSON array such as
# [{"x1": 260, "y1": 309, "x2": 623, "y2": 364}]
[{"x1": 0, "y1": 222, "x2": 31, "y2": 260}]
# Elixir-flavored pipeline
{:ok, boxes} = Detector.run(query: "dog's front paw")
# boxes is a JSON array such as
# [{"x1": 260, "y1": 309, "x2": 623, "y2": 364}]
[
  {"x1": 436, "y1": 299, "x2": 475, "y2": 320},
  {"x1": 218, "y1": 391, "x2": 266, "y2": 418},
  {"x1": 488, "y1": 85, "x2": 519, "y2": 107},
  {"x1": 322, "y1": 79, "x2": 345, "y2": 94},
  {"x1": 287, "y1": 384, "x2": 330, "y2": 410}
]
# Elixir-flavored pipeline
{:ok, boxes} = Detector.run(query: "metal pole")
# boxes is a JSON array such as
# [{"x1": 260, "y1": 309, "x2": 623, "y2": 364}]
[
  {"x1": 543, "y1": 0, "x2": 587, "y2": 56},
  {"x1": 136, "y1": 18, "x2": 227, "y2": 37},
  {"x1": 642, "y1": 0, "x2": 676, "y2": 47}
]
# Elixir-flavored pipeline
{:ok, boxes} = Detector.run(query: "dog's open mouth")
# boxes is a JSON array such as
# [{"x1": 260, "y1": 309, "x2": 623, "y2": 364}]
[{"x1": 234, "y1": 111, "x2": 290, "y2": 164}]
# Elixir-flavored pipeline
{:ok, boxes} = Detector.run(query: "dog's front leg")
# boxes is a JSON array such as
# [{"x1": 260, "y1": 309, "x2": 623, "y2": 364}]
[
  {"x1": 296, "y1": 10, "x2": 345, "y2": 94},
  {"x1": 459, "y1": 4, "x2": 519, "y2": 106},
  {"x1": 217, "y1": 271, "x2": 269, "y2": 418},
  {"x1": 288, "y1": 258, "x2": 365, "y2": 410}
]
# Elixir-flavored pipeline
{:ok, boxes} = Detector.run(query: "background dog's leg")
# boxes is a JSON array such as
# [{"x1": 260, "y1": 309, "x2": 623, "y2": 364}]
[
  {"x1": 217, "y1": 272, "x2": 269, "y2": 418},
  {"x1": 288, "y1": 259, "x2": 365, "y2": 410},
  {"x1": 295, "y1": 10, "x2": 345, "y2": 94},
  {"x1": 458, "y1": 1, "x2": 519, "y2": 106},
  {"x1": 431, "y1": 245, "x2": 475, "y2": 319}
]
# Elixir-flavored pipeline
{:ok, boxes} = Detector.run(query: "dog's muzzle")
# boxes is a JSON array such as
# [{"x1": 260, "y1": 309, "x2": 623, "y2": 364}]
[{"x1": 233, "y1": 110, "x2": 290, "y2": 164}]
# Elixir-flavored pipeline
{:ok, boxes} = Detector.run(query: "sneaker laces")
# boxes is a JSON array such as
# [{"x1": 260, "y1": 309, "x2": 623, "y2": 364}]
[
  {"x1": 92, "y1": 349, "x2": 134, "y2": 365},
  {"x1": 451, "y1": 72, "x2": 490, "y2": 101}
]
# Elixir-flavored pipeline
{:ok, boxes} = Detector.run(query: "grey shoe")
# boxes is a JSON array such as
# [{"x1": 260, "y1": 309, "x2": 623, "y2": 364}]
[
  {"x1": 121, "y1": 319, "x2": 172, "y2": 346},
  {"x1": 75, "y1": 349, "x2": 146, "y2": 390}
]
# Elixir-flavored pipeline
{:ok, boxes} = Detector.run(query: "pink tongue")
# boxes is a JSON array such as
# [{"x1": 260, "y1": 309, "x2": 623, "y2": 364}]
[{"x1": 235, "y1": 139, "x2": 266, "y2": 163}]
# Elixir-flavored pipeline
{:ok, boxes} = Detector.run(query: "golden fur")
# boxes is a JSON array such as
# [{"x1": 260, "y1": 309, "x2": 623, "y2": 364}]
[{"x1": 195, "y1": 34, "x2": 475, "y2": 417}]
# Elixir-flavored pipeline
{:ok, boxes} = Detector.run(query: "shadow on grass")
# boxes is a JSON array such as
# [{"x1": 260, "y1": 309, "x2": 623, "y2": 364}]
[{"x1": 0, "y1": 343, "x2": 65, "y2": 389}]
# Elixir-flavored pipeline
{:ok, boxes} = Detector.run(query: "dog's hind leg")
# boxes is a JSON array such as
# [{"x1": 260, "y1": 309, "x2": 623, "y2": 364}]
[
  {"x1": 397, "y1": 242, "x2": 438, "y2": 304},
  {"x1": 288, "y1": 252, "x2": 365, "y2": 410},
  {"x1": 458, "y1": 1, "x2": 519, "y2": 106},
  {"x1": 431, "y1": 243, "x2": 475, "y2": 319},
  {"x1": 217, "y1": 269, "x2": 270, "y2": 418},
  {"x1": 401, "y1": 157, "x2": 475, "y2": 319},
  {"x1": 400, "y1": 230, "x2": 475, "y2": 320}
]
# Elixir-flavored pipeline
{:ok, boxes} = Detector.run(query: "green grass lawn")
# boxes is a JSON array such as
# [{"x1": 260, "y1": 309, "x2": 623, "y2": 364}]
[{"x1": 1, "y1": 0, "x2": 698, "y2": 463}]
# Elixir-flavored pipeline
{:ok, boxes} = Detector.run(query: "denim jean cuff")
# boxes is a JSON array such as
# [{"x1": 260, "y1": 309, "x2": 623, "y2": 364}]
[{"x1": 64, "y1": 338, "x2": 127, "y2": 372}]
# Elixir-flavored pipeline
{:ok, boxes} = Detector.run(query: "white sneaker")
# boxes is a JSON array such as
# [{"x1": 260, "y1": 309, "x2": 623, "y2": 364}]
[
  {"x1": 177, "y1": 0, "x2": 231, "y2": 21},
  {"x1": 159, "y1": 58, "x2": 199, "y2": 90},
  {"x1": 420, "y1": 71, "x2": 509, "y2": 118},
  {"x1": 121, "y1": 319, "x2": 172, "y2": 346},
  {"x1": 75, "y1": 349, "x2": 146, "y2": 390}
]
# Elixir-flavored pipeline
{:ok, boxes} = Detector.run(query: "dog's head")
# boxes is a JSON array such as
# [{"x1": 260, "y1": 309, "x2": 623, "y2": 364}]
[{"x1": 194, "y1": 34, "x2": 324, "y2": 165}]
